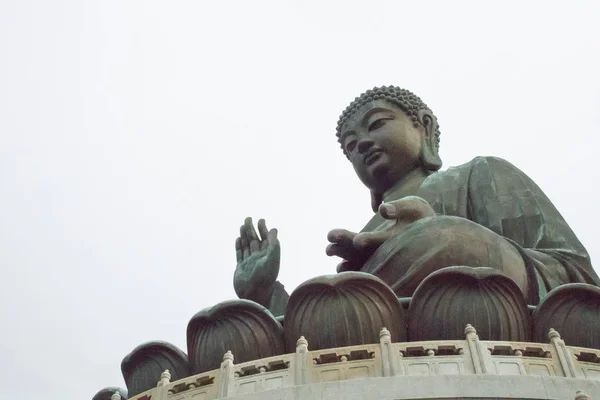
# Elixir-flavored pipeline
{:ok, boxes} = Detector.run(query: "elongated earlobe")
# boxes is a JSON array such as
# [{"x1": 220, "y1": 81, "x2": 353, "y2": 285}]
[{"x1": 418, "y1": 110, "x2": 442, "y2": 171}]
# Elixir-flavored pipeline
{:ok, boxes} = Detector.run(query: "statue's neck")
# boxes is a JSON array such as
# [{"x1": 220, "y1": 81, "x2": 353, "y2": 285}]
[{"x1": 382, "y1": 167, "x2": 431, "y2": 203}]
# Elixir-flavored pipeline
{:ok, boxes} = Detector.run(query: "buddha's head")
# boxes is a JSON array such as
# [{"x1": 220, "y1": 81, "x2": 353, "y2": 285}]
[{"x1": 336, "y1": 86, "x2": 442, "y2": 211}]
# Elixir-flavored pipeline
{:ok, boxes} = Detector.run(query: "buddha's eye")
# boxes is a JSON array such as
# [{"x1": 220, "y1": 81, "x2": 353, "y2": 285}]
[
  {"x1": 345, "y1": 140, "x2": 357, "y2": 153},
  {"x1": 368, "y1": 118, "x2": 390, "y2": 132}
]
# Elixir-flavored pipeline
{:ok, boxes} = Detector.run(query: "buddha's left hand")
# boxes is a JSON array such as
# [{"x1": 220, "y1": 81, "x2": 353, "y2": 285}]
[
  {"x1": 326, "y1": 229, "x2": 371, "y2": 273},
  {"x1": 353, "y1": 196, "x2": 436, "y2": 253}
]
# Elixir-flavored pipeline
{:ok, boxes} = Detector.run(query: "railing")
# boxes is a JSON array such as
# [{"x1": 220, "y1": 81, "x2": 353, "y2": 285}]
[{"x1": 116, "y1": 325, "x2": 598, "y2": 400}]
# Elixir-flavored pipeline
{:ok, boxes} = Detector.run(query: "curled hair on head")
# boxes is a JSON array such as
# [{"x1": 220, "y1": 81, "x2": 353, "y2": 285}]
[{"x1": 336, "y1": 85, "x2": 441, "y2": 157}]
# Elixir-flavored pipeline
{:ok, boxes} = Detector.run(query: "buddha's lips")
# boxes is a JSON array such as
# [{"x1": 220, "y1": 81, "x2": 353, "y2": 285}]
[{"x1": 364, "y1": 149, "x2": 383, "y2": 165}]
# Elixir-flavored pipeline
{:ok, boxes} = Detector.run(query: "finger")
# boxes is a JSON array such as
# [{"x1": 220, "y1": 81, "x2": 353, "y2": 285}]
[
  {"x1": 240, "y1": 225, "x2": 250, "y2": 259},
  {"x1": 378, "y1": 202, "x2": 398, "y2": 219},
  {"x1": 242, "y1": 217, "x2": 258, "y2": 252},
  {"x1": 353, "y1": 231, "x2": 391, "y2": 252},
  {"x1": 379, "y1": 198, "x2": 417, "y2": 219},
  {"x1": 239, "y1": 223, "x2": 247, "y2": 243},
  {"x1": 244, "y1": 217, "x2": 261, "y2": 253},
  {"x1": 379, "y1": 196, "x2": 435, "y2": 221},
  {"x1": 266, "y1": 228, "x2": 279, "y2": 250},
  {"x1": 257, "y1": 219, "x2": 269, "y2": 241},
  {"x1": 244, "y1": 217, "x2": 259, "y2": 242},
  {"x1": 235, "y1": 237, "x2": 242, "y2": 263},
  {"x1": 327, "y1": 229, "x2": 356, "y2": 245},
  {"x1": 258, "y1": 219, "x2": 269, "y2": 251},
  {"x1": 325, "y1": 243, "x2": 358, "y2": 260}
]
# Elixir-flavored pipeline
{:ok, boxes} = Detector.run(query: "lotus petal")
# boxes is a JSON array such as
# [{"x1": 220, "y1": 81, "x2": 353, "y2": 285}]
[
  {"x1": 408, "y1": 266, "x2": 530, "y2": 341},
  {"x1": 121, "y1": 341, "x2": 190, "y2": 397},
  {"x1": 187, "y1": 299, "x2": 284, "y2": 374},
  {"x1": 533, "y1": 283, "x2": 600, "y2": 349},
  {"x1": 284, "y1": 272, "x2": 406, "y2": 352}
]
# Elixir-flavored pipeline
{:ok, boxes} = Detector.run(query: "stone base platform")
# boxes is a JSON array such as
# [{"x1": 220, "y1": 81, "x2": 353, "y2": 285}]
[
  {"x1": 119, "y1": 326, "x2": 600, "y2": 400},
  {"x1": 222, "y1": 375, "x2": 597, "y2": 400}
]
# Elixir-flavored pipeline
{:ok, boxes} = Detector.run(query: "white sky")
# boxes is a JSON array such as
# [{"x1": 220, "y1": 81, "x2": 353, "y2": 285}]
[{"x1": 1, "y1": 1, "x2": 599, "y2": 399}]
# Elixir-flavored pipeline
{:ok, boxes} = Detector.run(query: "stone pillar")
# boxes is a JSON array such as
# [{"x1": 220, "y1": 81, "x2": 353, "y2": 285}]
[
  {"x1": 575, "y1": 390, "x2": 591, "y2": 400},
  {"x1": 158, "y1": 369, "x2": 171, "y2": 387},
  {"x1": 155, "y1": 369, "x2": 171, "y2": 400},
  {"x1": 379, "y1": 327, "x2": 397, "y2": 377},
  {"x1": 464, "y1": 324, "x2": 492, "y2": 374},
  {"x1": 548, "y1": 329, "x2": 580, "y2": 378},
  {"x1": 218, "y1": 351, "x2": 235, "y2": 398},
  {"x1": 295, "y1": 336, "x2": 309, "y2": 386}
]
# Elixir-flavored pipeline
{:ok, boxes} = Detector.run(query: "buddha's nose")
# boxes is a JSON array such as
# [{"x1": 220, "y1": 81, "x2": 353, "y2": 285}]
[{"x1": 357, "y1": 138, "x2": 375, "y2": 154}]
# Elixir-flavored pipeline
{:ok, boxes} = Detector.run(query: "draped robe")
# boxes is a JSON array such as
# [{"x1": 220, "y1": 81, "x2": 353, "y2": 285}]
[{"x1": 360, "y1": 156, "x2": 599, "y2": 304}]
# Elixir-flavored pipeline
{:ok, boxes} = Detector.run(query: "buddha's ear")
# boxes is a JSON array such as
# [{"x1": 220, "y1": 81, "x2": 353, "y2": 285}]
[
  {"x1": 370, "y1": 190, "x2": 382, "y2": 213},
  {"x1": 418, "y1": 109, "x2": 442, "y2": 171}
]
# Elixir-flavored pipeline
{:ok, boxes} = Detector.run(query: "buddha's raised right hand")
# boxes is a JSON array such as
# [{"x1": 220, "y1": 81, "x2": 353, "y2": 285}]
[{"x1": 233, "y1": 217, "x2": 280, "y2": 307}]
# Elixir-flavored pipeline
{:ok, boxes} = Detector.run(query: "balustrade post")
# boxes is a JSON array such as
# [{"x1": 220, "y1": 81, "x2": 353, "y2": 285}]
[
  {"x1": 295, "y1": 336, "x2": 309, "y2": 386},
  {"x1": 218, "y1": 351, "x2": 235, "y2": 398},
  {"x1": 379, "y1": 327, "x2": 396, "y2": 377},
  {"x1": 154, "y1": 369, "x2": 171, "y2": 400},
  {"x1": 464, "y1": 324, "x2": 492, "y2": 374},
  {"x1": 575, "y1": 390, "x2": 591, "y2": 400},
  {"x1": 548, "y1": 329, "x2": 581, "y2": 378}
]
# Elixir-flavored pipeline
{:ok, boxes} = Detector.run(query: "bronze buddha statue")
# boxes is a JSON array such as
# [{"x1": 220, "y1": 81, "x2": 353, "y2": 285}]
[
  {"x1": 109, "y1": 87, "x2": 600, "y2": 397},
  {"x1": 233, "y1": 86, "x2": 599, "y2": 313}
]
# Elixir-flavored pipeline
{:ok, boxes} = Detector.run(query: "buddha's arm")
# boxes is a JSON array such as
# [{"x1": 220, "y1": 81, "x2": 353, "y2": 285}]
[{"x1": 266, "y1": 281, "x2": 289, "y2": 317}]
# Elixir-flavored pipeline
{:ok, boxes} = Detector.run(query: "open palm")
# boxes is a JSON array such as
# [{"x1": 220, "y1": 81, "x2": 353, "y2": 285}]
[{"x1": 233, "y1": 217, "x2": 280, "y2": 306}]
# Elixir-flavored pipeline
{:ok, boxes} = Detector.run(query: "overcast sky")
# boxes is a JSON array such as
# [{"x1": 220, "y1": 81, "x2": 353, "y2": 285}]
[{"x1": 1, "y1": 1, "x2": 599, "y2": 399}]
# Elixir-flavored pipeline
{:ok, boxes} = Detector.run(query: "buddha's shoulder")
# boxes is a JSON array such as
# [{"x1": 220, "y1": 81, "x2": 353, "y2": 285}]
[
  {"x1": 419, "y1": 156, "x2": 524, "y2": 199},
  {"x1": 449, "y1": 155, "x2": 517, "y2": 172},
  {"x1": 428, "y1": 156, "x2": 520, "y2": 181}
]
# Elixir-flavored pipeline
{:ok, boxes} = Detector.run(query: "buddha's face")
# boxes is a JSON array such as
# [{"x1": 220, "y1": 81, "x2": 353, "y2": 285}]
[{"x1": 340, "y1": 100, "x2": 424, "y2": 192}]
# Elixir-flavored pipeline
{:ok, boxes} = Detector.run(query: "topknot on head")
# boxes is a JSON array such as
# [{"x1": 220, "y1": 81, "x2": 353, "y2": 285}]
[{"x1": 336, "y1": 86, "x2": 440, "y2": 157}]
